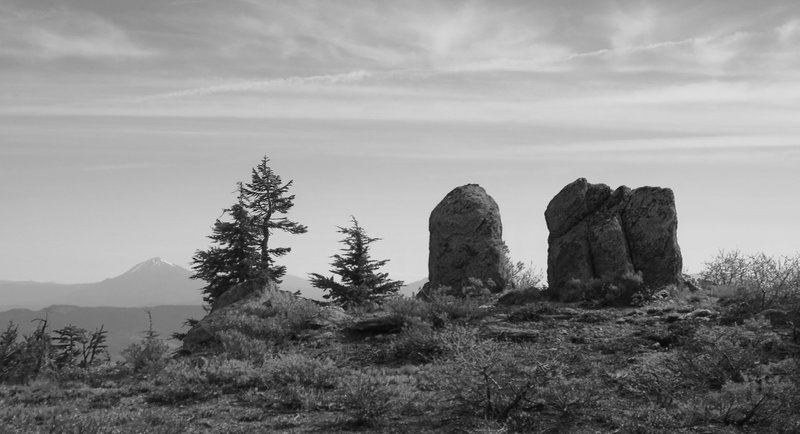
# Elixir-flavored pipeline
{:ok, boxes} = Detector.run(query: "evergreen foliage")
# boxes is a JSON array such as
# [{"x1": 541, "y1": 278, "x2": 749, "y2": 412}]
[
  {"x1": 51, "y1": 324, "x2": 108, "y2": 369},
  {"x1": 0, "y1": 318, "x2": 52, "y2": 384},
  {"x1": 122, "y1": 311, "x2": 170, "y2": 374},
  {"x1": 241, "y1": 156, "x2": 308, "y2": 280},
  {"x1": 310, "y1": 217, "x2": 403, "y2": 307},
  {"x1": 191, "y1": 156, "x2": 306, "y2": 305},
  {"x1": 192, "y1": 192, "x2": 266, "y2": 305}
]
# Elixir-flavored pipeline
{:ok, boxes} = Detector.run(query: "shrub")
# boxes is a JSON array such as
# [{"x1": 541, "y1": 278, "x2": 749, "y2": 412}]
[
  {"x1": 504, "y1": 260, "x2": 545, "y2": 290},
  {"x1": 51, "y1": 325, "x2": 109, "y2": 370},
  {"x1": 200, "y1": 291, "x2": 324, "y2": 358},
  {"x1": 334, "y1": 368, "x2": 421, "y2": 427},
  {"x1": 0, "y1": 319, "x2": 52, "y2": 384},
  {"x1": 425, "y1": 284, "x2": 492, "y2": 327},
  {"x1": 262, "y1": 353, "x2": 341, "y2": 390},
  {"x1": 122, "y1": 336, "x2": 170, "y2": 375},
  {"x1": 146, "y1": 360, "x2": 216, "y2": 404},
  {"x1": 560, "y1": 271, "x2": 646, "y2": 306},
  {"x1": 702, "y1": 250, "x2": 800, "y2": 317},
  {"x1": 374, "y1": 324, "x2": 450, "y2": 365},
  {"x1": 383, "y1": 297, "x2": 433, "y2": 324},
  {"x1": 664, "y1": 320, "x2": 786, "y2": 391},
  {"x1": 427, "y1": 327, "x2": 557, "y2": 421},
  {"x1": 680, "y1": 376, "x2": 800, "y2": 428}
]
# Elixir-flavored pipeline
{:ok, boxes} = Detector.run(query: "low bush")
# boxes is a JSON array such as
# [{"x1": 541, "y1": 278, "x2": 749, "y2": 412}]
[
  {"x1": 121, "y1": 335, "x2": 170, "y2": 375},
  {"x1": 374, "y1": 324, "x2": 450, "y2": 365},
  {"x1": 680, "y1": 375, "x2": 800, "y2": 429},
  {"x1": 702, "y1": 250, "x2": 800, "y2": 324},
  {"x1": 560, "y1": 271, "x2": 646, "y2": 306},
  {"x1": 426, "y1": 326, "x2": 561, "y2": 421},
  {"x1": 334, "y1": 368, "x2": 422, "y2": 427},
  {"x1": 262, "y1": 353, "x2": 341, "y2": 389},
  {"x1": 424, "y1": 287, "x2": 492, "y2": 327},
  {"x1": 383, "y1": 297, "x2": 433, "y2": 324}
]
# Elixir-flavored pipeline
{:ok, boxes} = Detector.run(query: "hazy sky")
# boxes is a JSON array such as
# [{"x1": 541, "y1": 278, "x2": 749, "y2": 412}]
[{"x1": 1, "y1": 0, "x2": 799, "y2": 284}]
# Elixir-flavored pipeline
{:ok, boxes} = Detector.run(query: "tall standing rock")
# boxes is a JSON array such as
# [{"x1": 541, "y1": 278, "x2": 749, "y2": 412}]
[
  {"x1": 546, "y1": 178, "x2": 682, "y2": 301},
  {"x1": 420, "y1": 184, "x2": 506, "y2": 297}
]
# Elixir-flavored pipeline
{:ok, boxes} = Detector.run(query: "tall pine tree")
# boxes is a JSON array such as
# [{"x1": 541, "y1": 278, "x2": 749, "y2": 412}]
[
  {"x1": 241, "y1": 156, "x2": 308, "y2": 280},
  {"x1": 310, "y1": 217, "x2": 403, "y2": 307}
]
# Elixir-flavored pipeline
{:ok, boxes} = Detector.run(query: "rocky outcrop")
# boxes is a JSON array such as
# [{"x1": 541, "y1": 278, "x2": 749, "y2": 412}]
[
  {"x1": 420, "y1": 184, "x2": 506, "y2": 298},
  {"x1": 546, "y1": 178, "x2": 682, "y2": 300},
  {"x1": 182, "y1": 279, "x2": 350, "y2": 353},
  {"x1": 182, "y1": 280, "x2": 278, "y2": 352}
]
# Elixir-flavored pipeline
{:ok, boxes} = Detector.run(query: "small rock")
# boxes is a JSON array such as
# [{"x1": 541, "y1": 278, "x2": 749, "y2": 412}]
[
  {"x1": 687, "y1": 309, "x2": 714, "y2": 318},
  {"x1": 346, "y1": 314, "x2": 406, "y2": 336}
]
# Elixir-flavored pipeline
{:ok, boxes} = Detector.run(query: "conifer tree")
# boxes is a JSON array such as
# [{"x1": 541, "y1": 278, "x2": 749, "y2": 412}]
[
  {"x1": 241, "y1": 156, "x2": 308, "y2": 280},
  {"x1": 191, "y1": 189, "x2": 266, "y2": 305},
  {"x1": 310, "y1": 217, "x2": 403, "y2": 307},
  {"x1": 191, "y1": 157, "x2": 306, "y2": 305}
]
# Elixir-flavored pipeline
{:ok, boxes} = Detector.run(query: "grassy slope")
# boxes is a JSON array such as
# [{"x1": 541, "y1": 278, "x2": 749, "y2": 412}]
[{"x1": 1, "y1": 288, "x2": 798, "y2": 433}]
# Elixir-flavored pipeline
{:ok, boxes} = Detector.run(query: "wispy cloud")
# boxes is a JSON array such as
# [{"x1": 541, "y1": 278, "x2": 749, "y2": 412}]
[
  {"x1": 0, "y1": 9, "x2": 155, "y2": 60},
  {"x1": 81, "y1": 162, "x2": 171, "y2": 172},
  {"x1": 136, "y1": 70, "x2": 375, "y2": 101}
]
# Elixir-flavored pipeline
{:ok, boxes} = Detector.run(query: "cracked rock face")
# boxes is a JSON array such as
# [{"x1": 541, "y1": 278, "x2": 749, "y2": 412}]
[
  {"x1": 546, "y1": 178, "x2": 682, "y2": 299},
  {"x1": 422, "y1": 184, "x2": 506, "y2": 297}
]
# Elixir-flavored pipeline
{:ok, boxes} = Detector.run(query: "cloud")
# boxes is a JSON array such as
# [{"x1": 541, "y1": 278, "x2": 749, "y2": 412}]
[
  {"x1": 138, "y1": 70, "x2": 375, "y2": 101},
  {"x1": 0, "y1": 8, "x2": 155, "y2": 60},
  {"x1": 82, "y1": 162, "x2": 171, "y2": 172}
]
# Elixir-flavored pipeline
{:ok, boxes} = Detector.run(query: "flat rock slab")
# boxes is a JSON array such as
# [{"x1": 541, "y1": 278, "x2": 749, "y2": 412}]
[{"x1": 345, "y1": 314, "x2": 407, "y2": 336}]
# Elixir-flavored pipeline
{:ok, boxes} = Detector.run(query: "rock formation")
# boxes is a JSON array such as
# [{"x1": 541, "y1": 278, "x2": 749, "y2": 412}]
[
  {"x1": 546, "y1": 178, "x2": 682, "y2": 300},
  {"x1": 182, "y1": 279, "x2": 348, "y2": 353},
  {"x1": 420, "y1": 184, "x2": 506, "y2": 297}
]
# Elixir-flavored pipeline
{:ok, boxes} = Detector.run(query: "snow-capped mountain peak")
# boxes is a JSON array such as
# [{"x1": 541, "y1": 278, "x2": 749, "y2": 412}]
[{"x1": 124, "y1": 257, "x2": 182, "y2": 275}]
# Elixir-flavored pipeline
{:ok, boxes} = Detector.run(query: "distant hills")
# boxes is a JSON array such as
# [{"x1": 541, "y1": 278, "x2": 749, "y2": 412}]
[
  {"x1": 0, "y1": 258, "x2": 202, "y2": 310},
  {"x1": 0, "y1": 258, "x2": 427, "y2": 359},
  {"x1": 0, "y1": 305, "x2": 206, "y2": 360},
  {"x1": 0, "y1": 257, "x2": 426, "y2": 311}
]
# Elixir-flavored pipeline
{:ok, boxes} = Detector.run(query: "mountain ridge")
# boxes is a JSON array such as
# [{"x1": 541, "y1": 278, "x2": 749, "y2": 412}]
[{"x1": 1, "y1": 257, "x2": 426, "y2": 309}]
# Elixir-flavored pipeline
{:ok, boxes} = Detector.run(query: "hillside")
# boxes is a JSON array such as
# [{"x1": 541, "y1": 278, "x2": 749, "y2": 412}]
[{"x1": 1, "y1": 281, "x2": 798, "y2": 433}]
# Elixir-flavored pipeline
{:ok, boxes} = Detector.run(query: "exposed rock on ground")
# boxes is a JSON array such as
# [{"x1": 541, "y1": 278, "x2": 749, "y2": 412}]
[
  {"x1": 344, "y1": 314, "x2": 407, "y2": 337},
  {"x1": 420, "y1": 184, "x2": 506, "y2": 298},
  {"x1": 546, "y1": 178, "x2": 682, "y2": 301},
  {"x1": 182, "y1": 279, "x2": 350, "y2": 353}
]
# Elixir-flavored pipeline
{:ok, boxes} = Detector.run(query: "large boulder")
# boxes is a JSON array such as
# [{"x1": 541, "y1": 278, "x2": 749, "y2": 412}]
[
  {"x1": 420, "y1": 184, "x2": 506, "y2": 297},
  {"x1": 546, "y1": 178, "x2": 682, "y2": 301}
]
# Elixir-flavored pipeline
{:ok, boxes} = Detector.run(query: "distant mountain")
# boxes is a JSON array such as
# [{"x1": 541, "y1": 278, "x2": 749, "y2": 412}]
[
  {"x1": 0, "y1": 258, "x2": 203, "y2": 310},
  {"x1": 0, "y1": 257, "x2": 427, "y2": 310},
  {"x1": 400, "y1": 278, "x2": 428, "y2": 298}
]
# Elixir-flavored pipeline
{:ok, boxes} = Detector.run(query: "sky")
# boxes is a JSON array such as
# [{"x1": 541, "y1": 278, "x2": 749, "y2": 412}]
[{"x1": 1, "y1": 0, "x2": 799, "y2": 285}]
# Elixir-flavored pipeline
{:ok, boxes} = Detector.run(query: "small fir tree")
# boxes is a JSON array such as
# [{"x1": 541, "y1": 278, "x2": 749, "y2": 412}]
[
  {"x1": 241, "y1": 156, "x2": 308, "y2": 280},
  {"x1": 310, "y1": 217, "x2": 403, "y2": 307},
  {"x1": 192, "y1": 188, "x2": 266, "y2": 305}
]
